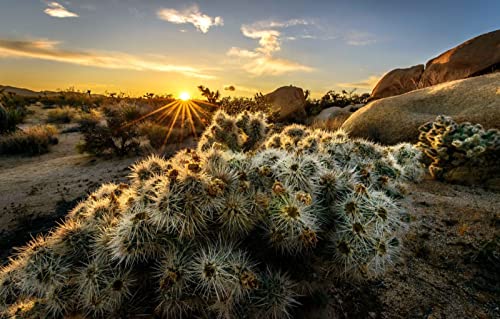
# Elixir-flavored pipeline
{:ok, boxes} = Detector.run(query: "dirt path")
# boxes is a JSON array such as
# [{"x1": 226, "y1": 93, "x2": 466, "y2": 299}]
[{"x1": 0, "y1": 131, "x2": 140, "y2": 260}]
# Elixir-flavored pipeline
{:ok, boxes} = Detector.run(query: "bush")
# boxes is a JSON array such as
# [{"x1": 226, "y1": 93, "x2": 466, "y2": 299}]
[
  {"x1": 0, "y1": 125, "x2": 58, "y2": 155},
  {"x1": 0, "y1": 103, "x2": 25, "y2": 134},
  {"x1": 77, "y1": 103, "x2": 142, "y2": 156},
  {"x1": 417, "y1": 115, "x2": 500, "y2": 180},
  {"x1": 219, "y1": 94, "x2": 278, "y2": 119},
  {"x1": 0, "y1": 111, "x2": 424, "y2": 318},
  {"x1": 46, "y1": 106, "x2": 78, "y2": 124}
]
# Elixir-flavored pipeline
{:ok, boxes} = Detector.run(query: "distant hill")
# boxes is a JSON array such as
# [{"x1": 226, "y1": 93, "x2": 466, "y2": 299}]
[
  {"x1": 0, "y1": 85, "x2": 49, "y2": 97},
  {"x1": 0, "y1": 85, "x2": 101, "y2": 98}
]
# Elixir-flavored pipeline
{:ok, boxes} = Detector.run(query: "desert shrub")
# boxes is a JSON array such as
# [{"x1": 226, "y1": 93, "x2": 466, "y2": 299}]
[
  {"x1": 0, "y1": 125, "x2": 58, "y2": 155},
  {"x1": 305, "y1": 89, "x2": 370, "y2": 117},
  {"x1": 0, "y1": 103, "x2": 25, "y2": 134},
  {"x1": 46, "y1": 106, "x2": 78, "y2": 124},
  {"x1": 0, "y1": 111, "x2": 424, "y2": 318},
  {"x1": 77, "y1": 103, "x2": 142, "y2": 156},
  {"x1": 417, "y1": 115, "x2": 500, "y2": 180},
  {"x1": 219, "y1": 94, "x2": 276, "y2": 118},
  {"x1": 139, "y1": 121, "x2": 169, "y2": 149}
]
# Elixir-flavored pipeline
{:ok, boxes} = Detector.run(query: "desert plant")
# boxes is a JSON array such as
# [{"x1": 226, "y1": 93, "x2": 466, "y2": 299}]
[
  {"x1": 0, "y1": 111, "x2": 424, "y2": 318},
  {"x1": 46, "y1": 106, "x2": 78, "y2": 124},
  {"x1": 417, "y1": 115, "x2": 500, "y2": 179},
  {"x1": 0, "y1": 103, "x2": 25, "y2": 134},
  {"x1": 77, "y1": 103, "x2": 142, "y2": 156},
  {"x1": 0, "y1": 125, "x2": 58, "y2": 155},
  {"x1": 198, "y1": 85, "x2": 221, "y2": 104}
]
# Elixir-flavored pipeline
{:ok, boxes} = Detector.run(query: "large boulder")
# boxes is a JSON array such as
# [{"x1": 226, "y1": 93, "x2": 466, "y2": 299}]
[
  {"x1": 370, "y1": 65, "x2": 424, "y2": 100},
  {"x1": 341, "y1": 73, "x2": 500, "y2": 145},
  {"x1": 264, "y1": 86, "x2": 307, "y2": 122},
  {"x1": 419, "y1": 29, "x2": 500, "y2": 87},
  {"x1": 369, "y1": 30, "x2": 500, "y2": 100}
]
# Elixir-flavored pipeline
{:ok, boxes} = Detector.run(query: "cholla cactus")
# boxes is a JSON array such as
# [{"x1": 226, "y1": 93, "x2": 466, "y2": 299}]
[
  {"x1": 199, "y1": 110, "x2": 269, "y2": 153},
  {"x1": 0, "y1": 111, "x2": 425, "y2": 318},
  {"x1": 418, "y1": 115, "x2": 499, "y2": 179}
]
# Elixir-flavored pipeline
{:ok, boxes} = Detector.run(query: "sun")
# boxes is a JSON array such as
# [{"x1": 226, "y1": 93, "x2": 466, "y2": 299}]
[{"x1": 179, "y1": 92, "x2": 191, "y2": 101}]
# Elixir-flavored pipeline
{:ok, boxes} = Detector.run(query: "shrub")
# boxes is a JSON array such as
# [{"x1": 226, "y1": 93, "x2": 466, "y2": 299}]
[
  {"x1": 77, "y1": 103, "x2": 142, "y2": 156},
  {"x1": 0, "y1": 103, "x2": 25, "y2": 134},
  {"x1": 219, "y1": 94, "x2": 277, "y2": 120},
  {"x1": 0, "y1": 111, "x2": 424, "y2": 318},
  {"x1": 0, "y1": 125, "x2": 58, "y2": 155},
  {"x1": 46, "y1": 106, "x2": 78, "y2": 124},
  {"x1": 417, "y1": 115, "x2": 500, "y2": 180}
]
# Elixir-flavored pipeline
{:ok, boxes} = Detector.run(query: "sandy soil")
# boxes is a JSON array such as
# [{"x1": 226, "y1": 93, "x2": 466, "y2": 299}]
[{"x1": 0, "y1": 130, "x2": 141, "y2": 260}]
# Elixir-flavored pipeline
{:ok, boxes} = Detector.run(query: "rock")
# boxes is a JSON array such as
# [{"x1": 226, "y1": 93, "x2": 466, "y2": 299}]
[
  {"x1": 370, "y1": 65, "x2": 424, "y2": 100},
  {"x1": 314, "y1": 106, "x2": 350, "y2": 121},
  {"x1": 419, "y1": 29, "x2": 500, "y2": 87},
  {"x1": 341, "y1": 73, "x2": 500, "y2": 145},
  {"x1": 264, "y1": 86, "x2": 307, "y2": 122},
  {"x1": 369, "y1": 30, "x2": 500, "y2": 100},
  {"x1": 314, "y1": 104, "x2": 365, "y2": 122}
]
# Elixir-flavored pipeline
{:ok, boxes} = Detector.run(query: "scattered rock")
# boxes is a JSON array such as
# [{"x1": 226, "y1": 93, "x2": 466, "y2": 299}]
[
  {"x1": 264, "y1": 86, "x2": 307, "y2": 122},
  {"x1": 342, "y1": 73, "x2": 500, "y2": 145}
]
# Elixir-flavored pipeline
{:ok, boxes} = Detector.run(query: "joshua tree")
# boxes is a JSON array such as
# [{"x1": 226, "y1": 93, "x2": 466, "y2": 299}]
[{"x1": 197, "y1": 85, "x2": 220, "y2": 104}]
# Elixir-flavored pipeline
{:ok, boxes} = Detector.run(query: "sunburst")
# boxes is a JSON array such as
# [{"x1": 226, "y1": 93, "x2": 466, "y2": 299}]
[{"x1": 125, "y1": 93, "x2": 219, "y2": 150}]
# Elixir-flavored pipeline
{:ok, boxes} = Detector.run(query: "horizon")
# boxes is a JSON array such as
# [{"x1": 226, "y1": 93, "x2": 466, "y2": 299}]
[{"x1": 0, "y1": 0, "x2": 499, "y2": 99}]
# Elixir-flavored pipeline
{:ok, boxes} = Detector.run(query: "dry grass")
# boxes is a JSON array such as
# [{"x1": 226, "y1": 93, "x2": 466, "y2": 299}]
[
  {"x1": 46, "y1": 106, "x2": 79, "y2": 124},
  {"x1": 0, "y1": 125, "x2": 58, "y2": 155}
]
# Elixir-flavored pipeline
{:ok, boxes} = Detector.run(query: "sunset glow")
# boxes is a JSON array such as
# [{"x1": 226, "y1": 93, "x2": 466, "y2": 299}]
[{"x1": 179, "y1": 92, "x2": 191, "y2": 101}]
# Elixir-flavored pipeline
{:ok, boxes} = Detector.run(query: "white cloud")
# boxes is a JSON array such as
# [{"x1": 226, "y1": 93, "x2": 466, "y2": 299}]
[
  {"x1": 0, "y1": 39, "x2": 215, "y2": 79},
  {"x1": 243, "y1": 56, "x2": 314, "y2": 76},
  {"x1": 157, "y1": 5, "x2": 223, "y2": 33},
  {"x1": 227, "y1": 47, "x2": 260, "y2": 59},
  {"x1": 44, "y1": 2, "x2": 79, "y2": 18},
  {"x1": 337, "y1": 75, "x2": 380, "y2": 90},
  {"x1": 345, "y1": 31, "x2": 377, "y2": 46},
  {"x1": 227, "y1": 19, "x2": 315, "y2": 75}
]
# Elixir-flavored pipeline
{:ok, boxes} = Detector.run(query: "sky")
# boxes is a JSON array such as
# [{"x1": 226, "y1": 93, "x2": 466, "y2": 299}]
[{"x1": 0, "y1": 0, "x2": 498, "y2": 98}]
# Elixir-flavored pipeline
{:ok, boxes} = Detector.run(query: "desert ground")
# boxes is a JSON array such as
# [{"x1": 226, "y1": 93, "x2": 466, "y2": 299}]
[{"x1": 0, "y1": 105, "x2": 498, "y2": 318}]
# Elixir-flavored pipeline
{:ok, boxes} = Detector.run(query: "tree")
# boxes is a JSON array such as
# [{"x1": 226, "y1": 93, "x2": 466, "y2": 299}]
[{"x1": 197, "y1": 85, "x2": 220, "y2": 104}]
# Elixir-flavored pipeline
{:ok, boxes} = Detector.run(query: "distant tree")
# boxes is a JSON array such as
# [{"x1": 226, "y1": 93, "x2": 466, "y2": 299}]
[
  {"x1": 304, "y1": 89, "x2": 311, "y2": 100},
  {"x1": 197, "y1": 85, "x2": 220, "y2": 104},
  {"x1": 143, "y1": 93, "x2": 155, "y2": 99}
]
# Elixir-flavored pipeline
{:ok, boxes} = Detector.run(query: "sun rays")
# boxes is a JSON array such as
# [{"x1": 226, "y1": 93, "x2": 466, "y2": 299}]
[{"x1": 125, "y1": 95, "x2": 219, "y2": 150}]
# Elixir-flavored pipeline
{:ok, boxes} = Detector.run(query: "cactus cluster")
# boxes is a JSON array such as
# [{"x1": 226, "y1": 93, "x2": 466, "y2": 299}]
[
  {"x1": 0, "y1": 110, "x2": 424, "y2": 318},
  {"x1": 418, "y1": 115, "x2": 500, "y2": 179}
]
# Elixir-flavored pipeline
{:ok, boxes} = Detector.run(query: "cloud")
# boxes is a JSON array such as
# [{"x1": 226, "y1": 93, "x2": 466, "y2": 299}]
[
  {"x1": 242, "y1": 56, "x2": 314, "y2": 76},
  {"x1": 337, "y1": 75, "x2": 380, "y2": 90},
  {"x1": 44, "y1": 2, "x2": 79, "y2": 18},
  {"x1": 345, "y1": 31, "x2": 377, "y2": 46},
  {"x1": 227, "y1": 47, "x2": 260, "y2": 59},
  {"x1": 227, "y1": 19, "x2": 315, "y2": 75},
  {"x1": 157, "y1": 5, "x2": 223, "y2": 33},
  {"x1": 0, "y1": 39, "x2": 215, "y2": 79}
]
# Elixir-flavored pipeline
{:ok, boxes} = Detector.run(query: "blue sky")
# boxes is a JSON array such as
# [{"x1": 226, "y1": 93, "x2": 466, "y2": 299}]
[{"x1": 0, "y1": 0, "x2": 498, "y2": 97}]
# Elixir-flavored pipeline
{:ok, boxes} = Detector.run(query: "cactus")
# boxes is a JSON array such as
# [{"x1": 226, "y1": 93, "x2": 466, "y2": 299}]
[
  {"x1": 0, "y1": 111, "x2": 425, "y2": 318},
  {"x1": 418, "y1": 115, "x2": 500, "y2": 180}
]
